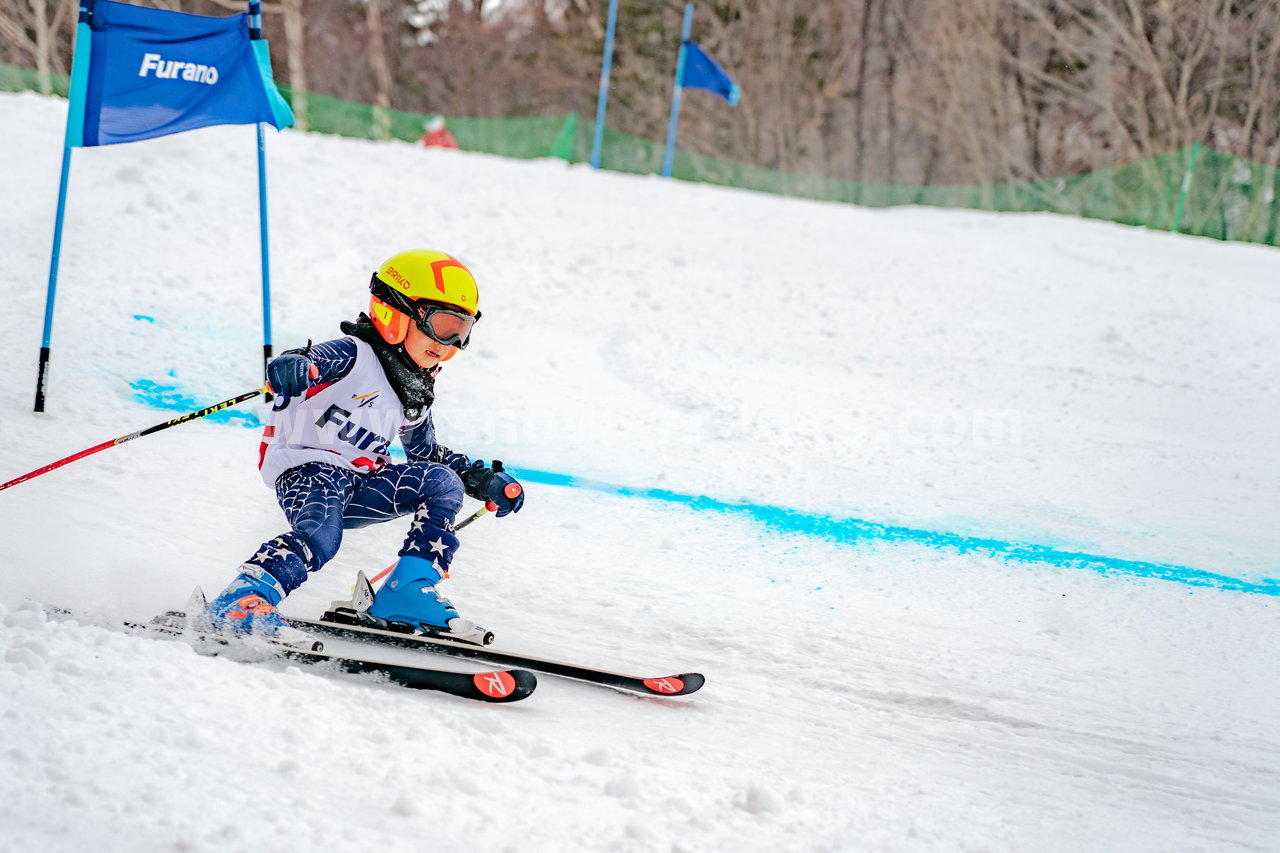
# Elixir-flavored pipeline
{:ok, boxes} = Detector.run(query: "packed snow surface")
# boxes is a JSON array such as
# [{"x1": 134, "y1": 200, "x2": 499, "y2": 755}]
[{"x1": 1, "y1": 91, "x2": 1277, "y2": 852}]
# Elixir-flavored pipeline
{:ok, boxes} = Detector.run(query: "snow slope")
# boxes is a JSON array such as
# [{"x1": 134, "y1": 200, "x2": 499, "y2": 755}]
[{"x1": 1, "y1": 91, "x2": 1277, "y2": 852}]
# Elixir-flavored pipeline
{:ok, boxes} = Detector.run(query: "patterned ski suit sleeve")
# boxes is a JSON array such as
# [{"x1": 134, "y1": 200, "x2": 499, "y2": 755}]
[
  {"x1": 400, "y1": 413, "x2": 473, "y2": 475},
  {"x1": 280, "y1": 337, "x2": 358, "y2": 385}
]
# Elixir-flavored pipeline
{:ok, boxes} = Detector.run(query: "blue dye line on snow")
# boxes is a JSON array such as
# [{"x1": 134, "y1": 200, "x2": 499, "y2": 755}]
[
  {"x1": 128, "y1": 380, "x2": 1278, "y2": 598},
  {"x1": 513, "y1": 469, "x2": 1278, "y2": 598},
  {"x1": 130, "y1": 380, "x2": 264, "y2": 428}
]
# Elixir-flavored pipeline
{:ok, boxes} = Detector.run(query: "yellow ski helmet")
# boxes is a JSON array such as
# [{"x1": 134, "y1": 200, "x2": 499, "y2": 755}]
[{"x1": 368, "y1": 249, "x2": 480, "y2": 349}]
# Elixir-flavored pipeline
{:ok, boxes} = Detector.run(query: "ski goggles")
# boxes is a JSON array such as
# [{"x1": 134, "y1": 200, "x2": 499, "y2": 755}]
[
  {"x1": 410, "y1": 301, "x2": 477, "y2": 349},
  {"x1": 371, "y1": 277, "x2": 480, "y2": 348}
]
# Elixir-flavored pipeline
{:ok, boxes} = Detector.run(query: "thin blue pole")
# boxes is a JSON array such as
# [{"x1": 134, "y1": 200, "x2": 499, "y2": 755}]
[
  {"x1": 589, "y1": 0, "x2": 620, "y2": 170},
  {"x1": 662, "y1": 3, "x2": 695, "y2": 179},
  {"x1": 34, "y1": 144, "x2": 74, "y2": 412},
  {"x1": 256, "y1": 123, "x2": 272, "y2": 372},
  {"x1": 35, "y1": 1, "x2": 92, "y2": 412},
  {"x1": 249, "y1": 0, "x2": 272, "y2": 378},
  {"x1": 248, "y1": 0, "x2": 262, "y2": 37}
]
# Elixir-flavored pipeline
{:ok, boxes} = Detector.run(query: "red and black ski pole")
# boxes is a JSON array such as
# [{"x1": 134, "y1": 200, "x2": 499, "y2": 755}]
[
  {"x1": 0, "y1": 385, "x2": 269, "y2": 493},
  {"x1": 448, "y1": 461, "x2": 523, "y2": 532},
  {"x1": 364, "y1": 503, "x2": 496, "y2": 588},
  {"x1": 366, "y1": 463, "x2": 524, "y2": 587}
]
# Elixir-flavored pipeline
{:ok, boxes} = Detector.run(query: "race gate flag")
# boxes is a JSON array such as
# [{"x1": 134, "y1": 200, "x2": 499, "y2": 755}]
[
  {"x1": 661, "y1": 4, "x2": 740, "y2": 178},
  {"x1": 66, "y1": 0, "x2": 294, "y2": 147},
  {"x1": 680, "y1": 40, "x2": 740, "y2": 106},
  {"x1": 34, "y1": 0, "x2": 293, "y2": 412}
]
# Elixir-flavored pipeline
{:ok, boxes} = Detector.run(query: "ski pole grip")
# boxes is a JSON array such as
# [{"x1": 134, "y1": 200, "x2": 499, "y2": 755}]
[
  {"x1": 485, "y1": 501, "x2": 499, "y2": 512},
  {"x1": 304, "y1": 340, "x2": 319, "y2": 380},
  {"x1": 488, "y1": 460, "x2": 520, "y2": 498}
]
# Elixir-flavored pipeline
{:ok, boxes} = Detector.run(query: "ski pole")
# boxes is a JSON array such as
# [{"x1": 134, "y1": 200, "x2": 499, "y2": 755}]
[
  {"x1": 376, "y1": 460, "x2": 525, "y2": 583},
  {"x1": 0, "y1": 385, "x2": 269, "y2": 493},
  {"x1": 367, "y1": 499, "x2": 500, "y2": 587},
  {"x1": 368, "y1": 466, "x2": 525, "y2": 588},
  {"x1": 457, "y1": 500, "x2": 501, "y2": 532},
  {"x1": 367, "y1": 459, "x2": 524, "y2": 586}
]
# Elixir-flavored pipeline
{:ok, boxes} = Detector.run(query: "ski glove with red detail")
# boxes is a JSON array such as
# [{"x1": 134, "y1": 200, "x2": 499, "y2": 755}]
[
  {"x1": 266, "y1": 352, "x2": 313, "y2": 397},
  {"x1": 461, "y1": 460, "x2": 525, "y2": 517}
]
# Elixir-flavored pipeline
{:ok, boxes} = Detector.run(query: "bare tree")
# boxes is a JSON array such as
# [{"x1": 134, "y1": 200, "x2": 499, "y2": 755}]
[
  {"x1": 0, "y1": 0, "x2": 73, "y2": 95},
  {"x1": 279, "y1": 0, "x2": 308, "y2": 130},
  {"x1": 4, "y1": 0, "x2": 1279, "y2": 215},
  {"x1": 366, "y1": 0, "x2": 394, "y2": 138}
]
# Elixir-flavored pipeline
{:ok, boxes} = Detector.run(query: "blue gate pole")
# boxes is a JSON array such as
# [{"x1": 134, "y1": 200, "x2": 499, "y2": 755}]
[
  {"x1": 35, "y1": 0, "x2": 92, "y2": 413},
  {"x1": 34, "y1": 144, "x2": 74, "y2": 412},
  {"x1": 589, "y1": 0, "x2": 620, "y2": 170},
  {"x1": 256, "y1": 123, "x2": 273, "y2": 376},
  {"x1": 662, "y1": 3, "x2": 695, "y2": 179},
  {"x1": 249, "y1": 1, "x2": 273, "y2": 383}
]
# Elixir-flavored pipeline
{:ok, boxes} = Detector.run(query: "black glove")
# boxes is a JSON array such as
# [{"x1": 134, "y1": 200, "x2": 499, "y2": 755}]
[
  {"x1": 266, "y1": 351, "x2": 313, "y2": 397},
  {"x1": 461, "y1": 459, "x2": 524, "y2": 517}
]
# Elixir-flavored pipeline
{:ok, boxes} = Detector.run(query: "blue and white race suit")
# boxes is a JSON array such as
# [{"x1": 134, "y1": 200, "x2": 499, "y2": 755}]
[{"x1": 239, "y1": 336, "x2": 472, "y2": 597}]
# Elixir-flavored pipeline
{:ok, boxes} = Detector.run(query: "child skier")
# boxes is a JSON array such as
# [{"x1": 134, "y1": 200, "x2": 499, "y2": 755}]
[{"x1": 204, "y1": 248, "x2": 523, "y2": 642}]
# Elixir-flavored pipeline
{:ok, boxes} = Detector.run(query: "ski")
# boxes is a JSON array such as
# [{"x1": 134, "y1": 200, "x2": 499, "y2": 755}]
[
  {"x1": 53, "y1": 607, "x2": 536, "y2": 703},
  {"x1": 292, "y1": 608, "x2": 705, "y2": 698}
]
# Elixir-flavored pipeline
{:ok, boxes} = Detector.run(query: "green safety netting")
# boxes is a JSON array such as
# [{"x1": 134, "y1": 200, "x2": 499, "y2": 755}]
[
  {"x1": 5, "y1": 62, "x2": 1276, "y2": 246},
  {"x1": 2, "y1": 62, "x2": 69, "y2": 97}
]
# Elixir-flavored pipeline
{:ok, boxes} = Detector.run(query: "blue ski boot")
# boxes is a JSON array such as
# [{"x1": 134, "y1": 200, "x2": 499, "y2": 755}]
[
  {"x1": 204, "y1": 568, "x2": 311, "y2": 646},
  {"x1": 366, "y1": 556, "x2": 491, "y2": 644}
]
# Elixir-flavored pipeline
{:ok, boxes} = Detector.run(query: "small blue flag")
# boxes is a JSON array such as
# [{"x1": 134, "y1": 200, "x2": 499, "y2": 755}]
[
  {"x1": 66, "y1": 0, "x2": 293, "y2": 148},
  {"x1": 679, "y1": 40, "x2": 740, "y2": 106}
]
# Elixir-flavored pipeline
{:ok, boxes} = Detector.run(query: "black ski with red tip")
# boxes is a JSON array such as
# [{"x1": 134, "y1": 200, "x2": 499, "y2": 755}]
[
  {"x1": 276, "y1": 647, "x2": 536, "y2": 702},
  {"x1": 291, "y1": 611, "x2": 705, "y2": 697},
  {"x1": 143, "y1": 610, "x2": 537, "y2": 703}
]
